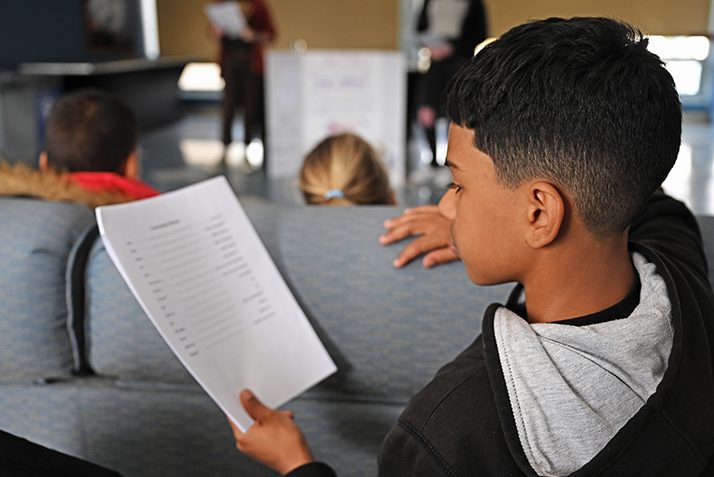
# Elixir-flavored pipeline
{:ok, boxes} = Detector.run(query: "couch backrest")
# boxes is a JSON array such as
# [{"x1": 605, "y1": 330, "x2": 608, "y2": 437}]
[
  {"x1": 276, "y1": 206, "x2": 511, "y2": 401},
  {"x1": 84, "y1": 204, "x2": 284, "y2": 383},
  {"x1": 83, "y1": 204, "x2": 510, "y2": 402},
  {"x1": 82, "y1": 206, "x2": 714, "y2": 401},
  {"x1": 0, "y1": 197, "x2": 95, "y2": 380},
  {"x1": 85, "y1": 237, "x2": 194, "y2": 382},
  {"x1": 6, "y1": 198, "x2": 713, "y2": 399}
]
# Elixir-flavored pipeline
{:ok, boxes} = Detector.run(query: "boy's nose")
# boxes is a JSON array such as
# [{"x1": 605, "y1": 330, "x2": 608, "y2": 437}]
[{"x1": 438, "y1": 189, "x2": 456, "y2": 221}]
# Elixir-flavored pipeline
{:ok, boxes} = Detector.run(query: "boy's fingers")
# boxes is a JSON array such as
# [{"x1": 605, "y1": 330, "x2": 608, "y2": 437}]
[
  {"x1": 379, "y1": 226, "x2": 411, "y2": 244},
  {"x1": 392, "y1": 241, "x2": 425, "y2": 267},
  {"x1": 423, "y1": 248, "x2": 460, "y2": 268},
  {"x1": 407, "y1": 205, "x2": 440, "y2": 214},
  {"x1": 383, "y1": 205, "x2": 438, "y2": 230},
  {"x1": 383, "y1": 205, "x2": 441, "y2": 229},
  {"x1": 381, "y1": 217, "x2": 439, "y2": 244},
  {"x1": 228, "y1": 416, "x2": 244, "y2": 438},
  {"x1": 393, "y1": 236, "x2": 445, "y2": 267},
  {"x1": 383, "y1": 216, "x2": 410, "y2": 231},
  {"x1": 240, "y1": 389, "x2": 273, "y2": 421}
]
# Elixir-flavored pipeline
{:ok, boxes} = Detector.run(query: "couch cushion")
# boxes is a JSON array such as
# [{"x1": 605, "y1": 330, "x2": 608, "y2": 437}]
[
  {"x1": 84, "y1": 203, "x2": 287, "y2": 383},
  {"x1": 0, "y1": 383, "x2": 86, "y2": 457},
  {"x1": 0, "y1": 197, "x2": 95, "y2": 380},
  {"x1": 277, "y1": 206, "x2": 513, "y2": 402},
  {"x1": 85, "y1": 238, "x2": 195, "y2": 383}
]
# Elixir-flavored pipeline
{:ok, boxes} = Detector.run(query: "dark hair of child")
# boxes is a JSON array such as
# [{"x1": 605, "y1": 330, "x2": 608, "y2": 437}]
[
  {"x1": 43, "y1": 89, "x2": 138, "y2": 174},
  {"x1": 443, "y1": 17, "x2": 682, "y2": 238}
]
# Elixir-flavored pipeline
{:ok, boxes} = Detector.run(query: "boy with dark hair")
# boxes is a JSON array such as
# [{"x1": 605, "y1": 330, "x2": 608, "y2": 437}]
[
  {"x1": 1, "y1": 89, "x2": 158, "y2": 206},
  {"x1": 37, "y1": 88, "x2": 159, "y2": 201},
  {"x1": 41, "y1": 89, "x2": 138, "y2": 175},
  {"x1": 227, "y1": 17, "x2": 714, "y2": 476}
]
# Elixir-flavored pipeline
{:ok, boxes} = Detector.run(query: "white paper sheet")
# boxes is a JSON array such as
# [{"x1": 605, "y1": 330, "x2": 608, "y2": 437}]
[
  {"x1": 96, "y1": 176, "x2": 336, "y2": 431},
  {"x1": 204, "y1": 1, "x2": 246, "y2": 37}
]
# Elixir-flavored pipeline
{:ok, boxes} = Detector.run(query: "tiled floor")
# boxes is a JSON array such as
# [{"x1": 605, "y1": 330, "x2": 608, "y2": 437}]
[{"x1": 139, "y1": 104, "x2": 714, "y2": 215}]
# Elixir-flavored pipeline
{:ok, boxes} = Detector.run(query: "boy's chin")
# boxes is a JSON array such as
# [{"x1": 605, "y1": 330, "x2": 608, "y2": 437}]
[{"x1": 465, "y1": 268, "x2": 509, "y2": 288}]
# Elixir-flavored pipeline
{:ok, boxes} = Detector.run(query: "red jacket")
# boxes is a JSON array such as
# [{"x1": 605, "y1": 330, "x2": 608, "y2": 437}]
[{"x1": 69, "y1": 172, "x2": 160, "y2": 201}]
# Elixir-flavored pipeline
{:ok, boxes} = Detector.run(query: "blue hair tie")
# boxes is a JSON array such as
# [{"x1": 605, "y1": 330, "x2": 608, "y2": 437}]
[{"x1": 324, "y1": 189, "x2": 345, "y2": 200}]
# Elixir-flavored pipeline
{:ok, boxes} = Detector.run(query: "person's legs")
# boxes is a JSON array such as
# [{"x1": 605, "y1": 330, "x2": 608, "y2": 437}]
[
  {"x1": 222, "y1": 80, "x2": 237, "y2": 146},
  {"x1": 243, "y1": 71, "x2": 260, "y2": 146},
  {"x1": 416, "y1": 56, "x2": 467, "y2": 166},
  {"x1": 221, "y1": 49, "x2": 251, "y2": 146}
]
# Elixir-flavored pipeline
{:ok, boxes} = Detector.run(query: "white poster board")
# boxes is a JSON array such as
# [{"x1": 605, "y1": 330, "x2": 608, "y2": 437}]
[{"x1": 266, "y1": 50, "x2": 406, "y2": 187}]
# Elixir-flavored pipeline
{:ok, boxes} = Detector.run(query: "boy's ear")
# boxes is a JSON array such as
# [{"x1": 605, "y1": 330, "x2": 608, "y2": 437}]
[
  {"x1": 38, "y1": 151, "x2": 49, "y2": 171},
  {"x1": 525, "y1": 181, "x2": 565, "y2": 249},
  {"x1": 120, "y1": 149, "x2": 140, "y2": 179}
]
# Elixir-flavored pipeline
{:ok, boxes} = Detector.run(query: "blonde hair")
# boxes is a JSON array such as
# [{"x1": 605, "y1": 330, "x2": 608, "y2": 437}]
[{"x1": 299, "y1": 133, "x2": 392, "y2": 206}]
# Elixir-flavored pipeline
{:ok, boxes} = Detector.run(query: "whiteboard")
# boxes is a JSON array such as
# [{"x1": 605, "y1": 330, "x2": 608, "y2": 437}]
[{"x1": 266, "y1": 50, "x2": 406, "y2": 188}]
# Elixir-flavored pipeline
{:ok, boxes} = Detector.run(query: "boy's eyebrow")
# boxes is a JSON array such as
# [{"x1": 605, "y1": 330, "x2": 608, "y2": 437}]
[{"x1": 444, "y1": 159, "x2": 460, "y2": 170}]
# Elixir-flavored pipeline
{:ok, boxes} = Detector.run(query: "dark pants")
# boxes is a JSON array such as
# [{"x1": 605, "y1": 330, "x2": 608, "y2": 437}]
[
  {"x1": 415, "y1": 55, "x2": 467, "y2": 161},
  {"x1": 221, "y1": 47, "x2": 264, "y2": 146}
]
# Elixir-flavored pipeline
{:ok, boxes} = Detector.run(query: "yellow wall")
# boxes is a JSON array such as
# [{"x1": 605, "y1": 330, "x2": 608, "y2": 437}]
[
  {"x1": 268, "y1": 0, "x2": 399, "y2": 50},
  {"x1": 484, "y1": 0, "x2": 711, "y2": 37},
  {"x1": 157, "y1": 0, "x2": 400, "y2": 60},
  {"x1": 157, "y1": 0, "x2": 711, "y2": 59}
]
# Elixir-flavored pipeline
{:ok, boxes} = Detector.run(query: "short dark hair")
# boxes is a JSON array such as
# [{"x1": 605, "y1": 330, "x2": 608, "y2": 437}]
[
  {"x1": 444, "y1": 17, "x2": 682, "y2": 238},
  {"x1": 43, "y1": 89, "x2": 138, "y2": 174}
]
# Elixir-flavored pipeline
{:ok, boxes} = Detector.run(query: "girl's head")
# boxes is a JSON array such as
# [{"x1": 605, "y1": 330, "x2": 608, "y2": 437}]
[{"x1": 299, "y1": 133, "x2": 393, "y2": 206}]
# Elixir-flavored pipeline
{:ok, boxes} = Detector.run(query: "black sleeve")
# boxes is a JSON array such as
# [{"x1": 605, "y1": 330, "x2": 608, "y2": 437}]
[
  {"x1": 377, "y1": 422, "x2": 452, "y2": 476},
  {"x1": 629, "y1": 190, "x2": 708, "y2": 283},
  {"x1": 452, "y1": 0, "x2": 487, "y2": 58},
  {"x1": 285, "y1": 462, "x2": 338, "y2": 477},
  {"x1": 0, "y1": 430, "x2": 122, "y2": 477}
]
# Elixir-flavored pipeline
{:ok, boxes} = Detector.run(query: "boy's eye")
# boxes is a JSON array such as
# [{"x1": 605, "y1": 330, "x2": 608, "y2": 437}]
[{"x1": 448, "y1": 182, "x2": 463, "y2": 193}]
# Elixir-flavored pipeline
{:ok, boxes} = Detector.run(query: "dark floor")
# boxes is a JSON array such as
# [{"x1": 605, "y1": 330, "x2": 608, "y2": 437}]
[{"x1": 139, "y1": 103, "x2": 714, "y2": 215}]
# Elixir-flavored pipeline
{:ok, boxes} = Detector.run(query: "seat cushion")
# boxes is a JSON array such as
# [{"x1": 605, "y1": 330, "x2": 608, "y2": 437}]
[{"x1": 0, "y1": 197, "x2": 95, "y2": 380}]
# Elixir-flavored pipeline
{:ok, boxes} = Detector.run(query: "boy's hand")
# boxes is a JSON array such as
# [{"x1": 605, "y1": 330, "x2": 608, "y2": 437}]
[
  {"x1": 379, "y1": 205, "x2": 459, "y2": 268},
  {"x1": 229, "y1": 390, "x2": 314, "y2": 475}
]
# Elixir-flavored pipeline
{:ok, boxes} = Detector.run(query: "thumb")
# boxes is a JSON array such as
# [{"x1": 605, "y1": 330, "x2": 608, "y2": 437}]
[{"x1": 240, "y1": 389, "x2": 273, "y2": 421}]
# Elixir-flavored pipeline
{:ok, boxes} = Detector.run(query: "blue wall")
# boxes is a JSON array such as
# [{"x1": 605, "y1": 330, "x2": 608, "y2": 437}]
[{"x1": 0, "y1": 0, "x2": 142, "y2": 70}]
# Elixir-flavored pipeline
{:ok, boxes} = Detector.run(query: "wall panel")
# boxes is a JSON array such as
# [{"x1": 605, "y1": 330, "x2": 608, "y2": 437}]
[{"x1": 483, "y1": 0, "x2": 710, "y2": 37}]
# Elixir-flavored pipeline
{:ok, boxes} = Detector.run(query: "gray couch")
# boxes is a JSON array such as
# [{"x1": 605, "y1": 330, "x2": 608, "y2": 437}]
[{"x1": 0, "y1": 196, "x2": 711, "y2": 477}]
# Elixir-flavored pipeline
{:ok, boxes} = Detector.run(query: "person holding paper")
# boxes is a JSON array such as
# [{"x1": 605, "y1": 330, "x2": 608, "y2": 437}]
[
  {"x1": 227, "y1": 17, "x2": 714, "y2": 476},
  {"x1": 207, "y1": 0, "x2": 277, "y2": 164}
]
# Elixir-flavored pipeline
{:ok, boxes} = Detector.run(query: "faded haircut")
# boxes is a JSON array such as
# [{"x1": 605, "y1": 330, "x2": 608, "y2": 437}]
[{"x1": 443, "y1": 17, "x2": 682, "y2": 238}]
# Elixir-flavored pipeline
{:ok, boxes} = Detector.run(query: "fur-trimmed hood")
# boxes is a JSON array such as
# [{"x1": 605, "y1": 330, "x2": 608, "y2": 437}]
[{"x1": 0, "y1": 162, "x2": 134, "y2": 208}]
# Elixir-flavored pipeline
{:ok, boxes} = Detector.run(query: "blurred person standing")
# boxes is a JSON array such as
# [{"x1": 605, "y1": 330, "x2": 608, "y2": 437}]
[
  {"x1": 414, "y1": 0, "x2": 486, "y2": 163},
  {"x1": 208, "y1": 0, "x2": 276, "y2": 164}
]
